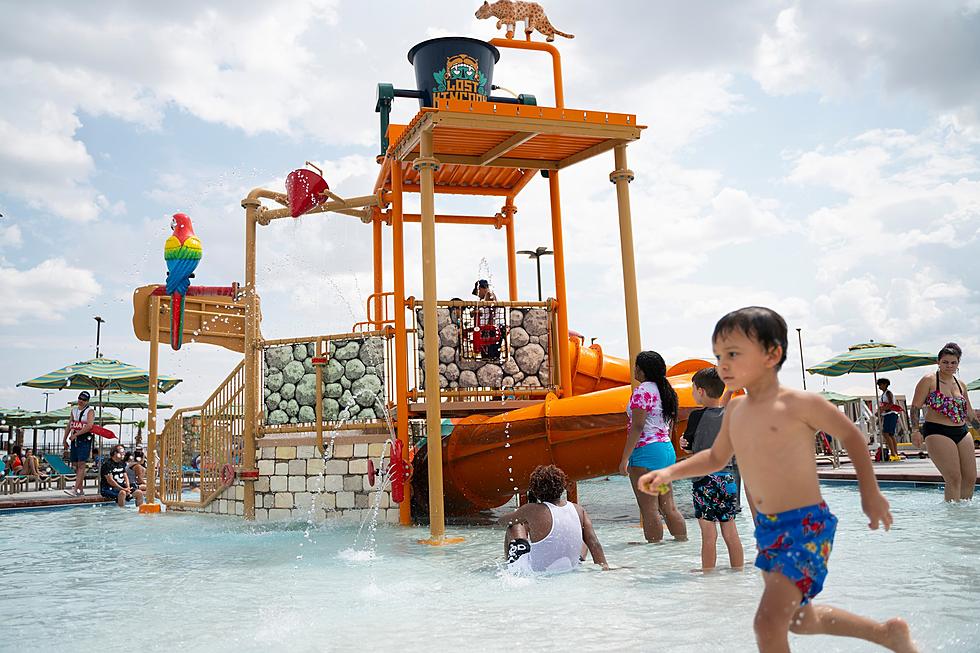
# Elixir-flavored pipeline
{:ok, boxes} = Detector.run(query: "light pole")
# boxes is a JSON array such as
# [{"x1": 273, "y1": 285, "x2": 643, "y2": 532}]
[
  {"x1": 42, "y1": 392, "x2": 52, "y2": 412},
  {"x1": 516, "y1": 247, "x2": 554, "y2": 301},
  {"x1": 94, "y1": 316, "x2": 105, "y2": 358},
  {"x1": 797, "y1": 328, "x2": 806, "y2": 390}
]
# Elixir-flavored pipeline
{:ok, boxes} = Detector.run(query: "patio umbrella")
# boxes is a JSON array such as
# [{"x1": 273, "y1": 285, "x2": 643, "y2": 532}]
[
  {"x1": 18, "y1": 357, "x2": 181, "y2": 394},
  {"x1": 818, "y1": 390, "x2": 860, "y2": 406},
  {"x1": 19, "y1": 357, "x2": 182, "y2": 454},
  {"x1": 808, "y1": 342, "x2": 935, "y2": 449},
  {"x1": 968, "y1": 378, "x2": 980, "y2": 392}
]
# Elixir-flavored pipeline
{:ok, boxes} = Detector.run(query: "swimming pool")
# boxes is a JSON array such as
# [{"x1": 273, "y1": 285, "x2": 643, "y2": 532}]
[{"x1": 2, "y1": 479, "x2": 976, "y2": 652}]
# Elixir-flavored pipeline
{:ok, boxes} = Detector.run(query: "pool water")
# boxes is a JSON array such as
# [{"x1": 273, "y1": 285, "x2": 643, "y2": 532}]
[{"x1": 2, "y1": 479, "x2": 977, "y2": 652}]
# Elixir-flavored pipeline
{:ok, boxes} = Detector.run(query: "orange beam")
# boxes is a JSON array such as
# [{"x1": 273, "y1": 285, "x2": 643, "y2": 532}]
[
  {"x1": 504, "y1": 198, "x2": 518, "y2": 300},
  {"x1": 400, "y1": 184, "x2": 513, "y2": 197},
  {"x1": 489, "y1": 39, "x2": 564, "y2": 108},
  {"x1": 397, "y1": 213, "x2": 508, "y2": 227},
  {"x1": 391, "y1": 171, "x2": 411, "y2": 526},
  {"x1": 548, "y1": 172, "x2": 572, "y2": 395}
]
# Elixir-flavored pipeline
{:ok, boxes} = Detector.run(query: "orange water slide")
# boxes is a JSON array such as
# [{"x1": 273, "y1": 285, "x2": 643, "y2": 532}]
[{"x1": 421, "y1": 337, "x2": 712, "y2": 515}]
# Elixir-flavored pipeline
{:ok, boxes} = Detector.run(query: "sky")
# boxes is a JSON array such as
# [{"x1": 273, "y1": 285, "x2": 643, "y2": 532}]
[{"x1": 1, "y1": 0, "x2": 979, "y2": 421}]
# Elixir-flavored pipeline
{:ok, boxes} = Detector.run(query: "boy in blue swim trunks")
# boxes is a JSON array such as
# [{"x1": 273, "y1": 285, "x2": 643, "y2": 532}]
[
  {"x1": 681, "y1": 366, "x2": 743, "y2": 571},
  {"x1": 640, "y1": 307, "x2": 916, "y2": 653}
]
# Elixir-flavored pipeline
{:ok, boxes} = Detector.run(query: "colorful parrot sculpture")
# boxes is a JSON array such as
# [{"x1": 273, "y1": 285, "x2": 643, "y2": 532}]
[{"x1": 164, "y1": 212, "x2": 202, "y2": 350}]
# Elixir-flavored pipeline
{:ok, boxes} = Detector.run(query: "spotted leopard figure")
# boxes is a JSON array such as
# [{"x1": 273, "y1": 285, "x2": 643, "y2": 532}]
[{"x1": 475, "y1": 1, "x2": 574, "y2": 42}]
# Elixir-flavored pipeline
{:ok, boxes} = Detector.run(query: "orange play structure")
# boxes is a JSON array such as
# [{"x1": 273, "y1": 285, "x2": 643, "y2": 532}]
[{"x1": 134, "y1": 28, "x2": 712, "y2": 542}]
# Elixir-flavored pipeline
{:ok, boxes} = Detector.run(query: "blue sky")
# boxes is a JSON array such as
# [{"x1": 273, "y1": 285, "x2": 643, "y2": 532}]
[{"x1": 1, "y1": 1, "x2": 978, "y2": 419}]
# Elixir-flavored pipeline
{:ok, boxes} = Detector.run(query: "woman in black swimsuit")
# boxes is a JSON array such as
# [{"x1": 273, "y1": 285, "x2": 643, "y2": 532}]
[{"x1": 910, "y1": 343, "x2": 978, "y2": 501}]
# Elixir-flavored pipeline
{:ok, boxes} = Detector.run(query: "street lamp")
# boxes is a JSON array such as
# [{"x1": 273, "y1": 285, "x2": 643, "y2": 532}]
[
  {"x1": 42, "y1": 392, "x2": 52, "y2": 412},
  {"x1": 796, "y1": 328, "x2": 806, "y2": 390},
  {"x1": 516, "y1": 246, "x2": 554, "y2": 301},
  {"x1": 94, "y1": 316, "x2": 106, "y2": 358}
]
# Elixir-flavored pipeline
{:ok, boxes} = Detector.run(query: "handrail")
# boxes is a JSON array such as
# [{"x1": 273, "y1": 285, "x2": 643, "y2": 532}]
[{"x1": 159, "y1": 361, "x2": 245, "y2": 510}]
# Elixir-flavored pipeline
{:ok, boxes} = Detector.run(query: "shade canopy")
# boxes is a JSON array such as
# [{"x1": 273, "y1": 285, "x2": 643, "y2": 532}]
[
  {"x1": 18, "y1": 357, "x2": 181, "y2": 394},
  {"x1": 818, "y1": 390, "x2": 860, "y2": 406},
  {"x1": 968, "y1": 378, "x2": 980, "y2": 392},
  {"x1": 806, "y1": 342, "x2": 935, "y2": 377}
]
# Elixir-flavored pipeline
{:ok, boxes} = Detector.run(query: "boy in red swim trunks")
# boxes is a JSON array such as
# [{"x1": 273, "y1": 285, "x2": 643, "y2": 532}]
[{"x1": 639, "y1": 307, "x2": 917, "y2": 653}]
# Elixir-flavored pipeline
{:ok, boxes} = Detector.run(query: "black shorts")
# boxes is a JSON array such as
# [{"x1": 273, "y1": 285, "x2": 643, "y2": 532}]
[
  {"x1": 507, "y1": 538, "x2": 531, "y2": 564},
  {"x1": 923, "y1": 422, "x2": 969, "y2": 444},
  {"x1": 692, "y1": 473, "x2": 739, "y2": 522}
]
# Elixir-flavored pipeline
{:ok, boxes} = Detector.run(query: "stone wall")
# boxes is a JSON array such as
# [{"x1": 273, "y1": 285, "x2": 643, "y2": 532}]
[
  {"x1": 416, "y1": 306, "x2": 551, "y2": 391},
  {"x1": 169, "y1": 439, "x2": 397, "y2": 523},
  {"x1": 262, "y1": 336, "x2": 386, "y2": 426}
]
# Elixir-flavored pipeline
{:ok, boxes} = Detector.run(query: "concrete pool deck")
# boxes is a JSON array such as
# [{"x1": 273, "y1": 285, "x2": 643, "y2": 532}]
[
  {"x1": 0, "y1": 488, "x2": 111, "y2": 512},
  {"x1": 818, "y1": 451, "x2": 980, "y2": 485}
]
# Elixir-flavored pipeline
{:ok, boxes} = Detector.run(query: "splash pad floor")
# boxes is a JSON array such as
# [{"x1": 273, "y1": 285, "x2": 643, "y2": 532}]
[{"x1": 2, "y1": 479, "x2": 977, "y2": 652}]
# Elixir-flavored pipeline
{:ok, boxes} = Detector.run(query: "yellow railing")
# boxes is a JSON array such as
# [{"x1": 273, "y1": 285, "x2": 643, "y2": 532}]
[{"x1": 160, "y1": 360, "x2": 245, "y2": 509}]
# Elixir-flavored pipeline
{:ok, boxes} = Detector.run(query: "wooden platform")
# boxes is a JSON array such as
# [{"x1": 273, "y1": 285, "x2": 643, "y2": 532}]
[{"x1": 380, "y1": 99, "x2": 644, "y2": 197}]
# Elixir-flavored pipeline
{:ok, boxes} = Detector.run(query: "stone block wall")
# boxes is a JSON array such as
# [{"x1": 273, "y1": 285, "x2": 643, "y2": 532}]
[
  {"x1": 170, "y1": 439, "x2": 397, "y2": 524},
  {"x1": 262, "y1": 336, "x2": 386, "y2": 426},
  {"x1": 416, "y1": 306, "x2": 552, "y2": 391}
]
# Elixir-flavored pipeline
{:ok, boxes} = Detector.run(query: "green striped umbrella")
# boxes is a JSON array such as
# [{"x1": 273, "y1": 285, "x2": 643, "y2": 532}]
[
  {"x1": 87, "y1": 391, "x2": 174, "y2": 410},
  {"x1": 18, "y1": 357, "x2": 181, "y2": 394},
  {"x1": 808, "y1": 342, "x2": 934, "y2": 449},
  {"x1": 968, "y1": 378, "x2": 979, "y2": 392},
  {"x1": 806, "y1": 342, "x2": 935, "y2": 377},
  {"x1": 818, "y1": 390, "x2": 860, "y2": 406}
]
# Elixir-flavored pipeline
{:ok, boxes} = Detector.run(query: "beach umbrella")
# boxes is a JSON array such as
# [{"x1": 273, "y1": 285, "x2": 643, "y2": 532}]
[
  {"x1": 18, "y1": 357, "x2": 181, "y2": 394},
  {"x1": 87, "y1": 392, "x2": 173, "y2": 442},
  {"x1": 818, "y1": 390, "x2": 860, "y2": 406},
  {"x1": 968, "y1": 378, "x2": 980, "y2": 392},
  {"x1": 808, "y1": 342, "x2": 935, "y2": 447},
  {"x1": 19, "y1": 357, "x2": 182, "y2": 454}
]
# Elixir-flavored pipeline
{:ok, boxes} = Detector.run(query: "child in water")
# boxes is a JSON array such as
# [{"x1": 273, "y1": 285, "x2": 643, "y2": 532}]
[
  {"x1": 639, "y1": 307, "x2": 916, "y2": 653},
  {"x1": 680, "y1": 366, "x2": 743, "y2": 571}
]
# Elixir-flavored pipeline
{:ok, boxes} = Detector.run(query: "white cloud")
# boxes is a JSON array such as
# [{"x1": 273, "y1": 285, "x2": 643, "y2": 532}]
[
  {"x1": 0, "y1": 224, "x2": 22, "y2": 248},
  {"x1": 0, "y1": 258, "x2": 101, "y2": 324}
]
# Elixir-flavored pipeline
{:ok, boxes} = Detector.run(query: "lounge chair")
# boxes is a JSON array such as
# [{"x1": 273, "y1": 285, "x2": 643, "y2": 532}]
[{"x1": 42, "y1": 454, "x2": 92, "y2": 490}]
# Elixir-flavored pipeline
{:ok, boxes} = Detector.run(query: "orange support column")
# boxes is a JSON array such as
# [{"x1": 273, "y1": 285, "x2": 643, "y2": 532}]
[
  {"x1": 391, "y1": 169, "x2": 412, "y2": 526},
  {"x1": 548, "y1": 173, "x2": 573, "y2": 395},
  {"x1": 372, "y1": 215, "x2": 383, "y2": 328},
  {"x1": 503, "y1": 199, "x2": 518, "y2": 300},
  {"x1": 612, "y1": 145, "x2": 642, "y2": 388}
]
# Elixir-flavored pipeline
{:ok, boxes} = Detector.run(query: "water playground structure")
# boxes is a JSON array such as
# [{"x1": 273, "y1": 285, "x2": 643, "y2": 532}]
[{"x1": 132, "y1": 28, "x2": 712, "y2": 541}]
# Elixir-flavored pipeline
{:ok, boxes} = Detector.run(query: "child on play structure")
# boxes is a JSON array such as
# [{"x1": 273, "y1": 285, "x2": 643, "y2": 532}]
[
  {"x1": 680, "y1": 366, "x2": 743, "y2": 572},
  {"x1": 639, "y1": 307, "x2": 916, "y2": 653}
]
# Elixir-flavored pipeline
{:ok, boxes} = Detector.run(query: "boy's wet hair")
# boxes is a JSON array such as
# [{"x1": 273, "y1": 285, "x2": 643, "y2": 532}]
[
  {"x1": 692, "y1": 367, "x2": 725, "y2": 398},
  {"x1": 527, "y1": 464, "x2": 568, "y2": 504},
  {"x1": 712, "y1": 306, "x2": 788, "y2": 370}
]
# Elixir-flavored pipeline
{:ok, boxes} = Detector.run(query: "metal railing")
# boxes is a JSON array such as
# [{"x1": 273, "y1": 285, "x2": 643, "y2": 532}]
[
  {"x1": 160, "y1": 359, "x2": 245, "y2": 509},
  {"x1": 410, "y1": 299, "x2": 558, "y2": 401}
]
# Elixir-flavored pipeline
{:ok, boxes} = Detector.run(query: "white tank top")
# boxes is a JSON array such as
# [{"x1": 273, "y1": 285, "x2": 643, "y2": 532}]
[{"x1": 525, "y1": 501, "x2": 584, "y2": 573}]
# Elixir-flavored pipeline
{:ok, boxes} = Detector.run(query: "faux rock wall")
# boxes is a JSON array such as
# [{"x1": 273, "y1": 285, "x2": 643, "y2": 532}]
[
  {"x1": 262, "y1": 337, "x2": 386, "y2": 426},
  {"x1": 416, "y1": 307, "x2": 551, "y2": 390}
]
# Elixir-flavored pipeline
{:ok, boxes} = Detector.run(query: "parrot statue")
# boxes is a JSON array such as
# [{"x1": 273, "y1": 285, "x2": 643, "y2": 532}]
[{"x1": 164, "y1": 212, "x2": 202, "y2": 350}]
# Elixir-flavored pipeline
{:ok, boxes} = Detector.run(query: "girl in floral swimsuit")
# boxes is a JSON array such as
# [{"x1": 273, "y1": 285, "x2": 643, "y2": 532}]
[{"x1": 910, "y1": 343, "x2": 978, "y2": 501}]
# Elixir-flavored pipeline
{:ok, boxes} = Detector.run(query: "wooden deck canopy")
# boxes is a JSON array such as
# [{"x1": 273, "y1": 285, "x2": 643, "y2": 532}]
[{"x1": 376, "y1": 99, "x2": 645, "y2": 196}]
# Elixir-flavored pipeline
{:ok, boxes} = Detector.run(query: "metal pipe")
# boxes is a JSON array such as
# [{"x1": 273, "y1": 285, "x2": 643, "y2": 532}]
[
  {"x1": 504, "y1": 198, "x2": 518, "y2": 300},
  {"x1": 489, "y1": 39, "x2": 564, "y2": 108},
  {"x1": 797, "y1": 328, "x2": 807, "y2": 390},
  {"x1": 391, "y1": 166, "x2": 412, "y2": 526}
]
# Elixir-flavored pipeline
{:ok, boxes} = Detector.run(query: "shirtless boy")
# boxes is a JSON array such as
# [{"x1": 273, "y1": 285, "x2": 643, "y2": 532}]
[{"x1": 639, "y1": 307, "x2": 916, "y2": 653}]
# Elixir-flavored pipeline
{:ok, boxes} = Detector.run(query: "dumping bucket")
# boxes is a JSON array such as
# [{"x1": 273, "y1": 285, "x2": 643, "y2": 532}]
[{"x1": 407, "y1": 37, "x2": 500, "y2": 108}]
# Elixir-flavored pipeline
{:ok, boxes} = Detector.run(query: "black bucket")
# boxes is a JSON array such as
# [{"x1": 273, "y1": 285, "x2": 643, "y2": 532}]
[{"x1": 407, "y1": 37, "x2": 500, "y2": 108}]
